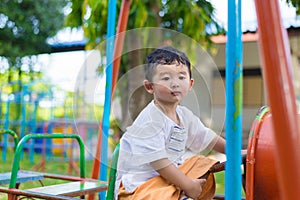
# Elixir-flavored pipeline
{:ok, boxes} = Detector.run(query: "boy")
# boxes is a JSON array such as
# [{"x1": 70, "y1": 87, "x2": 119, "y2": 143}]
[{"x1": 115, "y1": 46, "x2": 226, "y2": 200}]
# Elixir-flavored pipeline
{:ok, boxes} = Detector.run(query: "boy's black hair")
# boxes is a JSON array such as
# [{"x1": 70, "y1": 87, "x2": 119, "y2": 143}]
[{"x1": 145, "y1": 46, "x2": 192, "y2": 81}]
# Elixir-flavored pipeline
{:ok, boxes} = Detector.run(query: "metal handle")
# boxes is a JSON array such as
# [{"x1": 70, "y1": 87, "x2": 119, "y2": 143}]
[
  {"x1": 0, "y1": 129, "x2": 19, "y2": 150},
  {"x1": 9, "y1": 133, "x2": 86, "y2": 189}
]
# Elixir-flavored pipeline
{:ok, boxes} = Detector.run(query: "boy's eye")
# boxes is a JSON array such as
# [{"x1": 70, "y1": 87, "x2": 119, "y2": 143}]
[
  {"x1": 179, "y1": 76, "x2": 186, "y2": 80},
  {"x1": 162, "y1": 77, "x2": 170, "y2": 80}
]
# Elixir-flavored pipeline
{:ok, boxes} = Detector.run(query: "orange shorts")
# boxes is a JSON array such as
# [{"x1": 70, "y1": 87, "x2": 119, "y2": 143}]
[{"x1": 118, "y1": 155, "x2": 218, "y2": 200}]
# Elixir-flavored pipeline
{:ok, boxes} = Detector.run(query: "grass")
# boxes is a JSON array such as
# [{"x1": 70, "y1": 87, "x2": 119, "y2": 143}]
[
  {"x1": 0, "y1": 149, "x2": 233, "y2": 199},
  {"x1": 214, "y1": 169, "x2": 246, "y2": 198},
  {"x1": 215, "y1": 171, "x2": 225, "y2": 195}
]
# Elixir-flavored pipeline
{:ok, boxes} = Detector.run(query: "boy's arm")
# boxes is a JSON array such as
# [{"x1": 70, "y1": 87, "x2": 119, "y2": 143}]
[
  {"x1": 211, "y1": 135, "x2": 226, "y2": 154},
  {"x1": 150, "y1": 158, "x2": 204, "y2": 199},
  {"x1": 210, "y1": 135, "x2": 248, "y2": 155}
]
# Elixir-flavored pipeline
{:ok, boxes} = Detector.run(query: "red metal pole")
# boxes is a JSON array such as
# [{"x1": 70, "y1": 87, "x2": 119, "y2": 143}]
[
  {"x1": 88, "y1": 124, "x2": 103, "y2": 200},
  {"x1": 89, "y1": 1, "x2": 130, "y2": 199},
  {"x1": 112, "y1": 0, "x2": 131, "y2": 93},
  {"x1": 90, "y1": 123, "x2": 102, "y2": 179},
  {"x1": 254, "y1": 1, "x2": 300, "y2": 199}
]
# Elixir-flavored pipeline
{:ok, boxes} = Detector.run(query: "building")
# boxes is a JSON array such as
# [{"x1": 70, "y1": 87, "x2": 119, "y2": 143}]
[{"x1": 208, "y1": 27, "x2": 300, "y2": 146}]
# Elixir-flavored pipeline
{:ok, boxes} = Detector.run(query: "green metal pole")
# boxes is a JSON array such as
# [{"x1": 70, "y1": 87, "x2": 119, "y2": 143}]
[
  {"x1": 9, "y1": 133, "x2": 86, "y2": 189},
  {"x1": 0, "y1": 129, "x2": 19, "y2": 151}
]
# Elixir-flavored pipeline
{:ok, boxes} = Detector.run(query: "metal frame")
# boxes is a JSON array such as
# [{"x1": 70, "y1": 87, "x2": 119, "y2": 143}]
[{"x1": 0, "y1": 132, "x2": 107, "y2": 200}]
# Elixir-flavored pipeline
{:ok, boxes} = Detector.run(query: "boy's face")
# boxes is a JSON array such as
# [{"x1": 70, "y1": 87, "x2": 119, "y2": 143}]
[{"x1": 144, "y1": 63, "x2": 194, "y2": 105}]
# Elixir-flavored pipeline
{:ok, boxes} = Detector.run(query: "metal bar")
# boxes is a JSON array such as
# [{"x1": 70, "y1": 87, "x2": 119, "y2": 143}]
[
  {"x1": 91, "y1": 0, "x2": 131, "y2": 185},
  {"x1": 246, "y1": 106, "x2": 269, "y2": 199},
  {"x1": 92, "y1": 2, "x2": 118, "y2": 200},
  {"x1": 9, "y1": 133, "x2": 86, "y2": 189},
  {"x1": 225, "y1": 0, "x2": 243, "y2": 199},
  {"x1": 42, "y1": 172, "x2": 106, "y2": 183},
  {"x1": 20, "y1": 85, "x2": 27, "y2": 139},
  {"x1": 0, "y1": 129, "x2": 19, "y2": 150},
  {"x1": 253, "y1": 1, "x2": 300, "y2": 199},
  {"x1": 0, "y1": 186, "x2": 74, "y2": 200},
  {"x1": 2, "y1": 100, "x2": 10, "y2": 162},
  {"x1": 26, "y1": 181, "x2": 107, "y2": 197},
  {"x1": 29, "y1": 100, "x2": 39, "y2": 163},
  {"x1": 99, "y1": 0, "x2": 117, "y2": 185},
  {"x1": 112, "y1": 0, "x2": 131, "y2": 94}
]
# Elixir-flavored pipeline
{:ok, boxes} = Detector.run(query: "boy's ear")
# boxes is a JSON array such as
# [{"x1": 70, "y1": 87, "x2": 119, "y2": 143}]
[
  {"x1": 189, "y1": 78, "x2": 194, "y2": 89},
  {"x1": 143, "y1": 80, "x2": 154, "y2": 94}
]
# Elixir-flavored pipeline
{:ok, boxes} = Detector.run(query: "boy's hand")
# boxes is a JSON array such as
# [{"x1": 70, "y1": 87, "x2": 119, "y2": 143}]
[{"x1": 184, "y1": 178, "x2": 206, "y2": 199}]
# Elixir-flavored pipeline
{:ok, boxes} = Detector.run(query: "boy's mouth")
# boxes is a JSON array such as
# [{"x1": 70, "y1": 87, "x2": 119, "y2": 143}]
[{"x1": 171, "y1": 91, "x2": 181, "y2": 96}]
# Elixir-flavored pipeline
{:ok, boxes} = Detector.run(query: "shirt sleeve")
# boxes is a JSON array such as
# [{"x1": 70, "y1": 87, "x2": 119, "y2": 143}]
[{"x1": 181, "y1": 107, "x2": 218, "y2": 153}]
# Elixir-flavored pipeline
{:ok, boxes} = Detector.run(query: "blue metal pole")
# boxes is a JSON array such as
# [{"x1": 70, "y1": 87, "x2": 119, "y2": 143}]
[
  {"x1": 225, "y1": 0, "x2": 243, "y2": 199},
  {"x1": 21, "y1": 86, "x2": 28, "y2": 139},
  {"x1": 29, "y1": 99, "x2": 38, "y2": 163},
  {"x1": 2, "y1": 100, "x2": 10, "y2": 162},
  {"x1": 99, "y1": 0, "x2": 117, "y2": 198}
]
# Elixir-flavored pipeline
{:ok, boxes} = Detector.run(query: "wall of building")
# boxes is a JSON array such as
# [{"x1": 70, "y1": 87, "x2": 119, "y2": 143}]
[
  {"x1": 208, "y1": 36, "x2": 300, "y2": 146},
  {"x1": 210, "y1": 41, "x2": 264, "y2": 134},
  {"x1": 289, "y1": 36, "x2": 300, "y2": 110}
]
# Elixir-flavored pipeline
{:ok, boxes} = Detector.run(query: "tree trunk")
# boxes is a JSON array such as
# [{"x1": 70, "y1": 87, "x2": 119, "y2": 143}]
[{"x1": 119, "y1": 33, "x2": 152, "y2": 131}]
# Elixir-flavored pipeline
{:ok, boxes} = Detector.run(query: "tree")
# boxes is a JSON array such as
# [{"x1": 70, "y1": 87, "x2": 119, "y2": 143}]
[
  {"x1": 0, "y1": 0, "x2": 68, "y2": 84},
  {"x1": 288, "y1": 0, "x2": 300, "y2": 14},
  {"x1": 65, "y1": 0, "x2": 225, "y2": 129},
  {"x1": 66, "y1": 0, "x2": 223, "y2": 49},
  {"x1": 65, "y1": 0, "x2": 300, "y2": 132},
  {"x1": 0, "y1": 0, "x2": 68, "y2": 124}
]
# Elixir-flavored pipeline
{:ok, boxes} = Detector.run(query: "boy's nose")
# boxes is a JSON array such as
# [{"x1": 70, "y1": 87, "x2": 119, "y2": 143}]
[{"x1": 170, "y1": 79, "x2": 179, "y2": 88}]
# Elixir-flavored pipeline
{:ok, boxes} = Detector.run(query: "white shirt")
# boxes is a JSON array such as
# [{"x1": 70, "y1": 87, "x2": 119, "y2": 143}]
[{"x1": 114, "y1": 100, "x2": 217, "y2": 198}]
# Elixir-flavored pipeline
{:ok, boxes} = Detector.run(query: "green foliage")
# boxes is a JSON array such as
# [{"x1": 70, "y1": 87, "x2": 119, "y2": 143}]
[
  {"x1": 66, "y1": 0, "x2": 109, "y2": 49},
  {"x1": 65, "y1": 0, "x2": 300, "y2": 50},
  {"x1": 159, "y1": 0, "x2": 224, "y2": 44},
  {"x1": 287, "y1": 0, "x2": 300, "y2": 14},
  {"x1": 0, "y1": 0, "x2": 68, "y2": 62},
  {"x1": 0, "y1": 1, "x2": 70, "y2": 123},
  {"x1": 65, "y1": 0, "x2": 224, "y2": 49}
]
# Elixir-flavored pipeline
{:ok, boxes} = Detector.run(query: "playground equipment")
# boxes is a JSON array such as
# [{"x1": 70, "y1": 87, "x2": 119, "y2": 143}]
[
  {"x1": 47, "y1": 119, "x2": 99, "y2": 158},
  {"x1": 219, "y1": 0, "x2": 300, "y2": 198},
  {"x1": 0, "y1": 130, "x2": 107, "y2": 199},
  {"x1": 88, "y1": 0, "x2": 135, "y2": 198},
  {"x1": 0, "y1": 78, "x2": 100, "y2": 176},
  {"x1": 32, "y1": 119, "x2": 99, "y2": 174},
  {"x1": 0, "y1": 81, "x2": 54, "y2": 162},
  {"x1": 0, "y1": 128, "x2": 19, "y2": 151},
  {"x1": 98, "y1": 0, "x2": 300, "y2": 199},
  {"x1": 246, "y1": 106, "x2": 278, "y2": 199},
  {"x1": 1, "y1": 0, "x2": 299, "y2": 199},
  {"x1": 0, "y1": 129, "x2": 45, "y2": 191},
  {"x1": 225, "y1": 0, "x2": 243, "y2": 198},
  {"x1": 91, "y1": 0, "x2": 130, "y2": 183},
  {"x1": 252, "y1": 1, "x2": 300, "y2": 199}
]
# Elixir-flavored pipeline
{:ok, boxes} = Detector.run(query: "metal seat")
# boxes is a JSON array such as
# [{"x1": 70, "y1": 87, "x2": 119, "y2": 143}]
[{"x1": 246, "y1": 106, "x2": 282, "y2": 200}]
